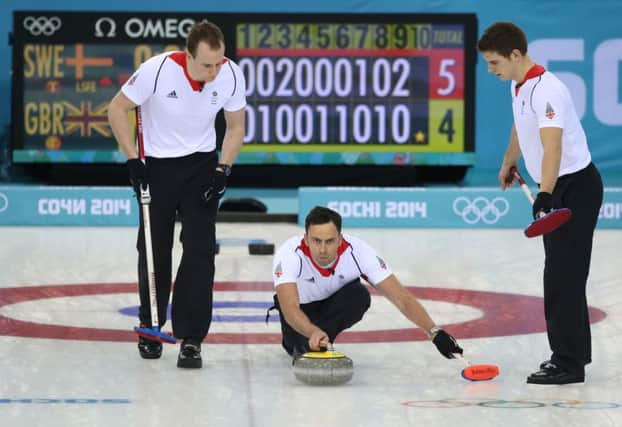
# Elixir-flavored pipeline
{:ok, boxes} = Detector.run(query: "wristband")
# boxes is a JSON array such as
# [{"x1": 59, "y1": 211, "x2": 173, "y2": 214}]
[
  {"x1": 426, "y1": 325, "x2": 442, "y2": 338},
  {"x1": 217, "y1": 163, "x2": 232, "y2": 176}
]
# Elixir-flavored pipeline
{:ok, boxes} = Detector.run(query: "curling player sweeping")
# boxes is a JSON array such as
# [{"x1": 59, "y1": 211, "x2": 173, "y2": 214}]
[
  {"x1": 267, "y1": 206, "x2": 494, "y2": 385},
  {"x1": 108, "y1": 20, "x2": 247, "y2": 368}
]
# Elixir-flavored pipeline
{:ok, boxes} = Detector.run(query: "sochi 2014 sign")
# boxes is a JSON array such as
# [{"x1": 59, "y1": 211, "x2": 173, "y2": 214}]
[{"x1": 298, "y1": 186, "x2": 622, "y2": 229}]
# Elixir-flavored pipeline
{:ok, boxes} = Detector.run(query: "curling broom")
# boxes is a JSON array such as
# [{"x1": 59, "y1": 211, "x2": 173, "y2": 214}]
[
  {"x1": 132, "y1": 107, "x2": 176, "y2": 345},
  {"x1": 511, "y1": 167, "x2": 572, "y2": 238},
  {"x1": 455, "y1": 354, "x2": 499, "y2": 381}
]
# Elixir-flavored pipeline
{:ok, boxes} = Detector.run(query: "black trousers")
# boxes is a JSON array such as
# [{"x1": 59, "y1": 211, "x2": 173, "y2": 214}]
[
  {"x1": 273, "y1": 279, "x2": 371, "y2": 355},
  {"x1": 543, "y1": 162, "x2": 603, "y2": 374},
  {"x1": 136, "y1": 151, "x2": 219, "y2": 341}
]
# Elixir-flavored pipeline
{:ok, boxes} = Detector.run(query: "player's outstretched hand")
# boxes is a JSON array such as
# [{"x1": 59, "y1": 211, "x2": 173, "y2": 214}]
[{"x1": 432, "y1": 330, "x2": 463, "y2": 359}]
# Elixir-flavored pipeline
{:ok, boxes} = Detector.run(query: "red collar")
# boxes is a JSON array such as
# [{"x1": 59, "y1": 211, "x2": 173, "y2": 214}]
[
  {"x1": 169, "y1": 52, "x2": 229, "y2": 92},
  {"x1": 298, "y1": 237, "x2": 350, "y2": 277},
  {"x1": 169, "y1": 52, "x2": 205, "y2": 92},
  {"x1": 515, "y1": 64, "x2": 546, "y2": 95}
]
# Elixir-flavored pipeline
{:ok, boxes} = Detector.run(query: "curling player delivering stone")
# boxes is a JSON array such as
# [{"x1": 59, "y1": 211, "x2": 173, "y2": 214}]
[{"x1": 267, "y1": 206, "x2": 463, "y2": 385}]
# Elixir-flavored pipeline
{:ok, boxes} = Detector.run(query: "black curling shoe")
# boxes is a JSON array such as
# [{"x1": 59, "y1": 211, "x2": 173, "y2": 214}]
[
  {"x1": 526, "y1": 362, "x2": 584, "y2": 385},
  {"x1": 177, "y1": 339, "x2": 202, "y2": 369},
  {"x1": 138, "y1": 336, "x2": 163, "y2": 359}
]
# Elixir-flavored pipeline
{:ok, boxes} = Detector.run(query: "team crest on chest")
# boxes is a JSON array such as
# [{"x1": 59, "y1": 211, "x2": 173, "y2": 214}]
[{"x1": 211, "y1": 91, "x2": 218, "y2": 105}]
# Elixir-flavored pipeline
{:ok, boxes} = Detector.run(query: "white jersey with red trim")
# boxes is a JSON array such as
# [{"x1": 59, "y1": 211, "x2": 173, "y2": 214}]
[
  {"x1": 121, "y1": 51, "x2": 246, "y2": 158},
  {"x1": 511, "y1": 68, "x2": 590, "y2": 183},
  {"x1": 272, "y1": 234, "x2": 392, "y2": 304}
]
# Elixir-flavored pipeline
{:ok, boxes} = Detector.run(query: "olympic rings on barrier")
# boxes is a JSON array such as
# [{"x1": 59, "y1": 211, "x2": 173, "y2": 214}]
[
  {"x1": 452, "y1": 196, "x2": 510, "y2": 224},
  {"x1": 0, "y1": 193, "x2": 8, "y2": 213},
  {"x1": 23, "y1": 16, "x2": 62, "y2": 36},
  {"x1": 401, "y1": 399, "x2": 621, "y2": 410}
]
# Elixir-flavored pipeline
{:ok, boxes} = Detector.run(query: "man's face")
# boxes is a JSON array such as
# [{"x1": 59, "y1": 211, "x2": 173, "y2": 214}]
[
  {"x1": 482, "y1": 50, "x2": 519, "y2": 81},
  {"x1": 304, "y1": 222, "x2": 342, "y2": 266},
  {"x1": 186, "y1": 41, "x2": 225, "y2": 82}
]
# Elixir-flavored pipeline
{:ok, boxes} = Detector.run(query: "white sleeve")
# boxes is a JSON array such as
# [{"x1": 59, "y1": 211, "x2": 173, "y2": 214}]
[
  {"x1": 272, "y1": 246, "x2": 301, "y2": 287},
  {"x1": 121, "y1": 54, "x2": 165, "y2": 106},
  {"x1": 532, "y1": 82, "x2": 565, "y2": 129},
  {"x1": 348, "y1": 237, "x2": 392, "y2": 286},
  {"x1": 223, "y1": 61, "x2": 247, "y2": 112}
]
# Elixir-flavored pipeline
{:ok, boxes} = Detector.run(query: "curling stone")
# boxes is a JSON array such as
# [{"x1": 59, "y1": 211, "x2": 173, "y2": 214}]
[{"x1": 293, "y1": 350, "x2": 353, "y2": 385}]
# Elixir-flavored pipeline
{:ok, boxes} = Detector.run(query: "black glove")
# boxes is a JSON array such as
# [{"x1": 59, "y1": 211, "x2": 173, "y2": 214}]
[
  {"x1": 202, "y1": 169, "x2": 227, "y2": 203},
  {"x1": 126, "y1": 159, "x2": 148, "y2": 190},
  {"x1": 432, "y1": 329, "x2": 463, "y2": 359},
  {"x1": 532, "y1": 191, "x2": 553, "y2": 219}
]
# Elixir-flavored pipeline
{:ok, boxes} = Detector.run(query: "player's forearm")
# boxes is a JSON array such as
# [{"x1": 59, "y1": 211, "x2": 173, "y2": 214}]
[
  {"x1": 502, "y1": 125, "x2": 522, "y2": 166},
  {"x1": 539, "y1": 127, "x2": 562, "y2": 193},
  {"x1": 219, "y1": 124, "x2": 244, "y2": 166},
  {"x1": 108, "y1": 105, "x2": 137, "y2": 160},
  {"x1": 400, "y1": 297, "x2": 436, "y2": 332},
  {"x1": 539, "y1": 144, "x2": 561, "y2": 193},
  {"x1": 282, "y1": 306, "x2": 321, "y2": 338},
  {"x1": 379, "y1": 275, "x2": 436, "y2": 332}
]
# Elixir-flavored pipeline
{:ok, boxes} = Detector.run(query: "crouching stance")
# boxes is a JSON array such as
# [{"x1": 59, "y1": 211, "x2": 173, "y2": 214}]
[{"x1": 270, "y1": 206, "x2": 462, "y2": 360}]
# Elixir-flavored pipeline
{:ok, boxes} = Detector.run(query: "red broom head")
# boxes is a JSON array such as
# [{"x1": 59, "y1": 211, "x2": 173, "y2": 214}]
[
  {"x1": 525, "y1": 208, "x2": 572, "y2": 238},
  {"x1": 461, "y1": 364, "x2": 500, "y2": 381}
]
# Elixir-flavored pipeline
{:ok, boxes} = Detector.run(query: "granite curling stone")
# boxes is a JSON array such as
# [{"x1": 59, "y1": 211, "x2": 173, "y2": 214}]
[{"x1": 293, "y1": 350, "x2": 354, "y2": 385}]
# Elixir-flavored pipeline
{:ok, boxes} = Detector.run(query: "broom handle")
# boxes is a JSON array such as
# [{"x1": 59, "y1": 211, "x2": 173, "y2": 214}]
[
  {"x1": 141, "y1": 187, "x2": 159, "y2": 329},
  {"x1": 136, "y1": 106, "x2": 159, "y2": 331},
  {"x1": 454, "y1": 353, "x2": 470, "y2": 368},
  {"x1": 511, "y1": 167, "x2": 535, "y2": 204}
]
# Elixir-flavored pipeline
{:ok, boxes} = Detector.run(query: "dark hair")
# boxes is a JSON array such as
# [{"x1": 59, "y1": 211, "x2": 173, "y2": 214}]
[
  {"x1": 477, "y1": 22, "x2": 528, "y2": 58},
  {"x1": 305, "y1": 206, "x2": 342, "y2": 232},
  {"x1": 186, "y1": 20, "x2": 225, "y2": 57}
]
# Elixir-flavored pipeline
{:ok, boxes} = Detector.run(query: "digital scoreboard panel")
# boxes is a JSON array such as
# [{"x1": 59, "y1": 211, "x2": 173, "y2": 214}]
[{"x1": 11, "y1": 12, "x2": 476, "y2": 166}]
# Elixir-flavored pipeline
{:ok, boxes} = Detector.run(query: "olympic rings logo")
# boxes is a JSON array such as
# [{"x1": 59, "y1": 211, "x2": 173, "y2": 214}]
[
  {"x1": 452, "y1": 196, "x2": 509, "y2": 224},
  {"x1": 23, "y1": 16, "x2": 62, "y2": 36},
  {"x1": 0, "y1": 193, "x2": 8, "y2": 213},
  {"x1": 402, "y1": 399, "x2": 621, "y2": 410}
]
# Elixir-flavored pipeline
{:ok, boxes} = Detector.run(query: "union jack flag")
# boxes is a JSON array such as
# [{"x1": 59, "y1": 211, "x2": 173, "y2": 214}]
[{"x1": 63, "y1": 101, "x2": 111, "y2": 137}]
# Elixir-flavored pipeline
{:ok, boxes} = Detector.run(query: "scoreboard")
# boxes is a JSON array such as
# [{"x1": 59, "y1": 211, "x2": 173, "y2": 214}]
[{"x1": 11, "y1": 12, "x2": 476, "y2": 166}]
